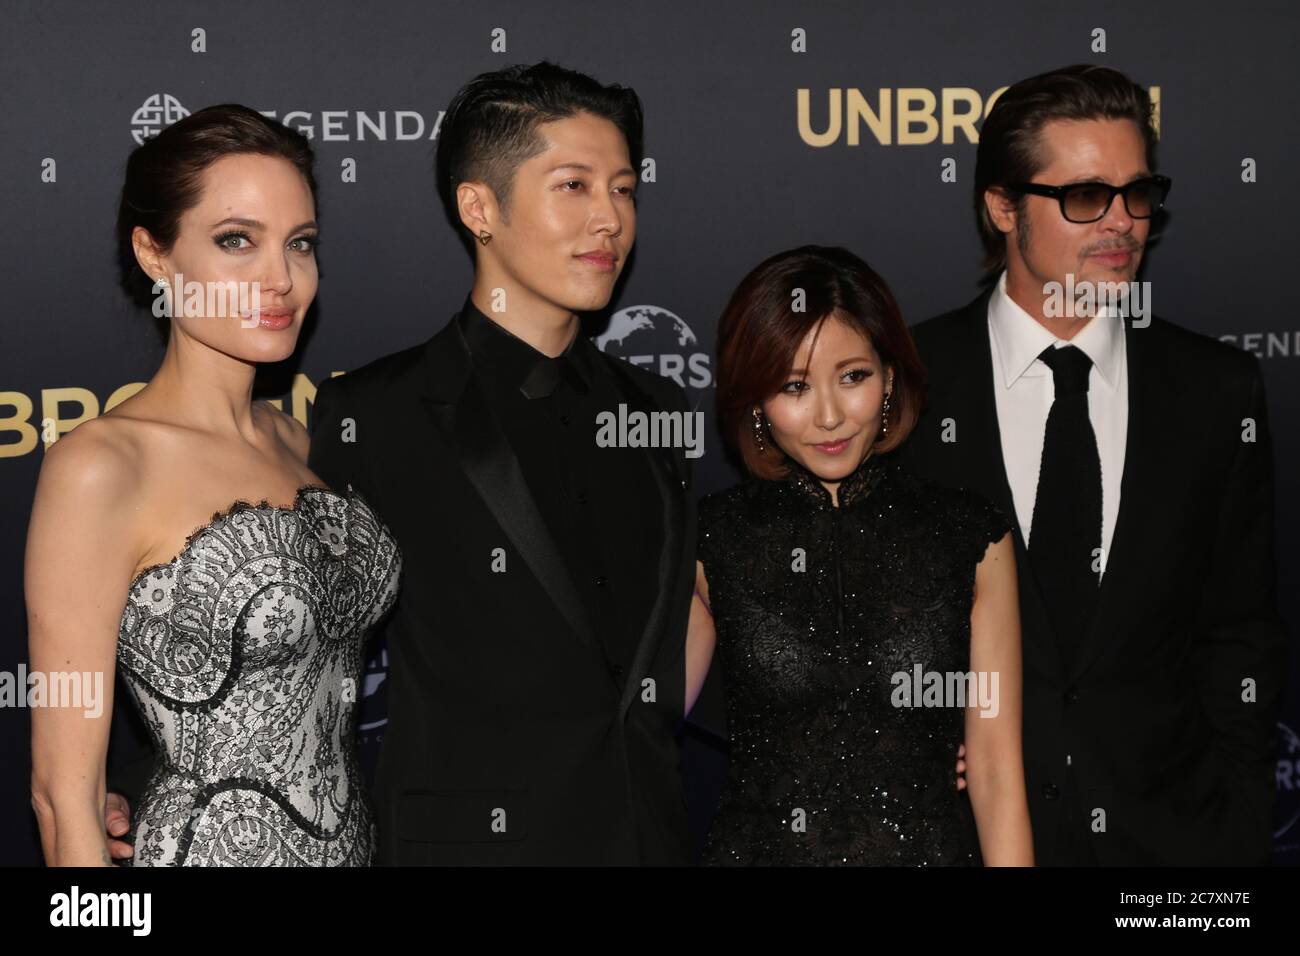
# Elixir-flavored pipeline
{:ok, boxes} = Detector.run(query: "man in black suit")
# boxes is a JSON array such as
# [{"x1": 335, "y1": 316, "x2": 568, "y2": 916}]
[
  {"x1": 303, "y1": 62, "x2": 695, "y2": 865},
  {"x1": 895, "y1": 64, "x2": 1287, "y2": 865}
]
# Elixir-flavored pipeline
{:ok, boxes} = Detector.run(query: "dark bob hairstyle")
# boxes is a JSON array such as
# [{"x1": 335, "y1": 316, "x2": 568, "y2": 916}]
[{"x1": 715, "y1": 245, "x2": 926, "y2": 479}]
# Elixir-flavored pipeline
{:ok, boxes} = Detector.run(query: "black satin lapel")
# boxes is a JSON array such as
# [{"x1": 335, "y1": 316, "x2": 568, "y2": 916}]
[
  {"x1": 425, "y1": 378, "x2": 601, "y2": 656},
  {"x1": 1070, "y1": 319, "x2": 1161, "y2": 681},
  {"x1": 602, "y1": 363, "x2": 685, "y2": 718},
  {"x1": 969, "y1": 308, "x2": 1023, "y2": 550}
]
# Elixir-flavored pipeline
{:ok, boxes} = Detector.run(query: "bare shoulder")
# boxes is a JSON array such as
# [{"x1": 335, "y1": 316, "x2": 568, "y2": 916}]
[
  {"x1": 977, "y1": 529, "x2": 1015, "y2": 564},
  {"x1": 39, "y1": 416, "x2": 139, "y2": 493},
  {"x1": 30, "y1": 416, "x2": 144, "y2": 535},
  {"x1": 256, "y1": 400, "x2": 310, "y2": 463}
]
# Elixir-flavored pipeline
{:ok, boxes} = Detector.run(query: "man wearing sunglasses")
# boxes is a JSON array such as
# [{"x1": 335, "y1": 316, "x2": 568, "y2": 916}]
[{"x1": 896, "y1": 64, "x2": 1285, "y2": 865}]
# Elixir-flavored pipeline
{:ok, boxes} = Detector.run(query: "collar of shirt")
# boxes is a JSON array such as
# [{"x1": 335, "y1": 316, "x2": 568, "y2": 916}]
[
  {"x1": 456, "y1": 294, "x2": 595, "y2": 397},
  {"x1": 987, "y1": 269, "x2": 1123, "y2": 390}
]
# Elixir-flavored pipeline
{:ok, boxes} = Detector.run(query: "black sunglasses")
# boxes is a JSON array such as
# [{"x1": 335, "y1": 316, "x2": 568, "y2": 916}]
[{"x1": 1008, "y1": 174, "x2": 1172, "y2": 224}]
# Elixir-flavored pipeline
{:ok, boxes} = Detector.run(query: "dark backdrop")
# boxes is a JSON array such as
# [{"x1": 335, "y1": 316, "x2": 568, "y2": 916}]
[{"x1": 2, "y1": 0, "x2": 1296, "y2": 866}]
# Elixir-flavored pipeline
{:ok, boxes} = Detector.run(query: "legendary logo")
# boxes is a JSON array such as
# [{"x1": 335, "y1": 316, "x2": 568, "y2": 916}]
[
  {"x1": 130, "y1": 93, "x2": 190, "y2": 145},
  {"x1": 129, "y1": 93, "x2": 443, "y2": 143}
]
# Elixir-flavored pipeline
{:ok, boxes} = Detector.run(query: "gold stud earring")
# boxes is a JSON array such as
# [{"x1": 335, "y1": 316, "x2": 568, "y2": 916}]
[{"x1": 477, "y1": 231, "x2": 492, "y2": 246}]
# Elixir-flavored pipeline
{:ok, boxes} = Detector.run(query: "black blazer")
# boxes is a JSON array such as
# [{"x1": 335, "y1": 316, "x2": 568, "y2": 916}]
[
  {"x1": 308, "y1": 312, "x2": 696, "y2": 865},
  {"x1": 893, "y1": 287, "x2": 1287, "y2": 865}
]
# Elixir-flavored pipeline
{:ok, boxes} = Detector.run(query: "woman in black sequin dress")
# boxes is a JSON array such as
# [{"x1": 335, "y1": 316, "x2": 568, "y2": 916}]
[{"x1": 687, "y1": 247, "x2": 1033, "y2": 865}]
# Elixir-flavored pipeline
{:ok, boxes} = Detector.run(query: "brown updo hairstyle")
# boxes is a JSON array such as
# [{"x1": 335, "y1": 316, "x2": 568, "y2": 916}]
[
  {"x1": 715, "y1": 245, "x2": 926, "y2": 480},
  {"x1": 115, "y1": 103, "x2": 318, "y2": 335}
]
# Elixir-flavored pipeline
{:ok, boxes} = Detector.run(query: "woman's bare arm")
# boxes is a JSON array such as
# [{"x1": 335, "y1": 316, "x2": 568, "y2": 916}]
[
  {"x1": 26, "y1": 421, "x2": 143, "y2": 866},
  {"x1": 685, "y1": 561, "x2": 716, "y2": 716},
  {"x1": 963, "y1": 532, "x2": 1034, "y2": 866}
]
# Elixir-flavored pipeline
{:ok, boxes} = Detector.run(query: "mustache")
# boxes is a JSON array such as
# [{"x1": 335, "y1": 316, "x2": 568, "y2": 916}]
[{"x1": 1082, "y1": 240, "x2": 1142, "y2": 256}]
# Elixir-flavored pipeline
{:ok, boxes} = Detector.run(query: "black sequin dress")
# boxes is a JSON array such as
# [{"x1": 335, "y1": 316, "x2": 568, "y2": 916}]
[{"x1": 697, "y1": 451, "x2": 1012, "y2": 865}]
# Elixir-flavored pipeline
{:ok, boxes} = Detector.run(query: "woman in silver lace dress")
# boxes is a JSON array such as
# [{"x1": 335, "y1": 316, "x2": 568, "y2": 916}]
[
  {"x1": 116, "y1": 484, "x2": 400, "y2": 866},
  {"x1": 27, "y1": 105, "x2": 400, "y2": 866}
]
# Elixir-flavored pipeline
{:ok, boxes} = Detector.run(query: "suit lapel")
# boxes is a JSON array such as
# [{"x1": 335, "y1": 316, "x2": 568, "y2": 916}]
[
  {"x1": 958, "y1": 292, "x2": 1063, "y2": 679},
  {"x1": 600, "y1": 356, "x2": 686, "y2": 718},
  {"x1": 961, "y1": 291, "x2": 1021, "y2": 548},
  {"x1": 418, "y1": 315, "x2": 601, "y2": 656}
]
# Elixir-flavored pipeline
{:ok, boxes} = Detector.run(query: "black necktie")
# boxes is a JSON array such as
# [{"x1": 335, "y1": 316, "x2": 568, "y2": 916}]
[
  {"x1": 520, "y1": 355, "x2": 588, "y2": 399},
  {"x1": 1028, "y1": 344, "x2": 1103, "y2": 666}
]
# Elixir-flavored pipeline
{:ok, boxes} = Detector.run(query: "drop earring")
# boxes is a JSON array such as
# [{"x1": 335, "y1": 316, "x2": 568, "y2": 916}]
[{"x1": 751, "y1": 406, "x2": 767, "y2": 453}]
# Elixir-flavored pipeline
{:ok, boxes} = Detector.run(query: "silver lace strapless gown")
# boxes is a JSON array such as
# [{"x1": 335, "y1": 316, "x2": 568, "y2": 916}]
[{"x1": 116, "y1": 484, "x2": 401, "y2": 866}]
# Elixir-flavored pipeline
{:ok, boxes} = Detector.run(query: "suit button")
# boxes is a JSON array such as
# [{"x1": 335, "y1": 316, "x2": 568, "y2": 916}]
[
  {"x1": 576, "y1": 491, "x2": 588, "y2": 505},
  {"x1": 611, "y1": 663, "x2": 624, "y2": 679},
  {"x1": 595, "y1": 575, "x2": 608, "y2": 587},
  {"x1": 560, "y1": 413, "x2": 571, "y2": 425},
  {"x1": 1064, "y1": 688, "x2": 1078, "y2": 704},
  {"x1": 1042, "y1": 783, "x2": 1060, "y2": 800}
]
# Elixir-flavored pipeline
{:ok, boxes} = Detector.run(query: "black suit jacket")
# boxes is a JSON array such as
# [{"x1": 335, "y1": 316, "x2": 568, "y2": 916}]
[
  {"x1": 307, "y1": 310, "x2": 695, "y2": 865},
  {"x1": 893, "y1": 287, "x2": 1287, "y2": 865}
]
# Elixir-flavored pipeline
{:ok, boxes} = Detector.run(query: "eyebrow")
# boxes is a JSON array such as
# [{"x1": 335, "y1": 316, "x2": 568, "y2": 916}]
[
  {"x1": 787, "y1": 356, "x2": 874, "y2": 375},
  {"x1": 1062, "y1": 172, "x2": 1153, "y2": 186},
  {"x1": 545, "y1": 162, "x2": 637, "y2": 179},
  {"x1": 208, "y1": 217, "x2": 319, "y2": 232}
]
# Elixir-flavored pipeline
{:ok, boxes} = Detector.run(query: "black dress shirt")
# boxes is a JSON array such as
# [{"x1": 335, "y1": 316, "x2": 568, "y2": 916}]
[{"x1": 457, "y1": 295, "x2": 664, "y2": 684}]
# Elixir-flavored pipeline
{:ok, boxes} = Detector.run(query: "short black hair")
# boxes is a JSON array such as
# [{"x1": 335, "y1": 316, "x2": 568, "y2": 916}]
[
  {"x1": 435, "y1": 61, "x2": 643, "y2": 246},
  {"x1": 974, "y1": 64, "x2": 1158, "y2": 281}
]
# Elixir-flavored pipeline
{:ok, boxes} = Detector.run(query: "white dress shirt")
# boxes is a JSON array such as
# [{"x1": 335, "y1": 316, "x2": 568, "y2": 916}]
[{"x1": 987, "y1": 270, "x2": 1128, "y2": 577}]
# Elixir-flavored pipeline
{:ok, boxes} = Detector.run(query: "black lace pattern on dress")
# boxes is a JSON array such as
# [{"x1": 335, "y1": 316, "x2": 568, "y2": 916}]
[{"x1": 116, "y1": 485, "x2": 402, "y2": 866}]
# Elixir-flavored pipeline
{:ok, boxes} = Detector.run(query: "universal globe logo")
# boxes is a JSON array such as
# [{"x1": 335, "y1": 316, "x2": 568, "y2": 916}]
[
  {"x1": 594, "y1": 305, "x2": 713, "y2": 390},
  {"x1": 130, "y1": 94, "x2": 190, "y2": 144}
]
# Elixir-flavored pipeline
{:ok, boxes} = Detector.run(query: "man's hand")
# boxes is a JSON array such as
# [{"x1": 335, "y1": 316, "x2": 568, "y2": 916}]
[
  {"x1": 104, "y1": 792, "x2": 133, "y2": 861},
  {"x1": 955, "y1": 743, "x2": 967, "y2": 792}
]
